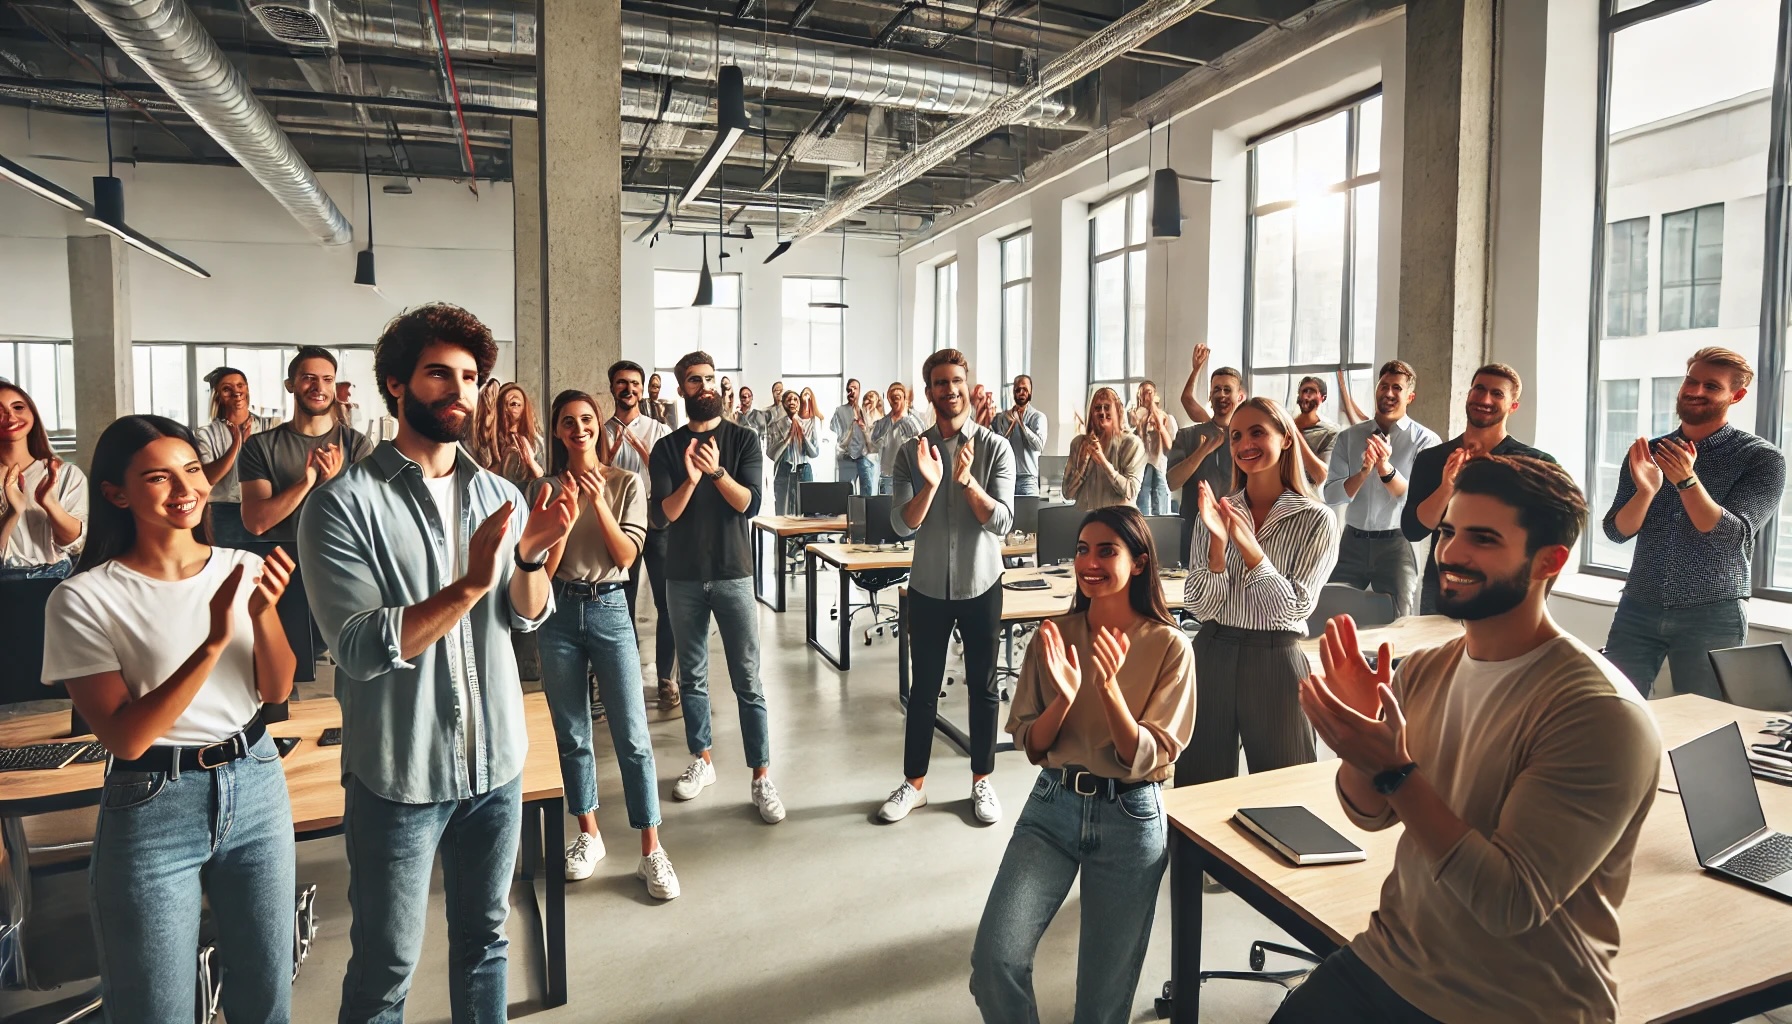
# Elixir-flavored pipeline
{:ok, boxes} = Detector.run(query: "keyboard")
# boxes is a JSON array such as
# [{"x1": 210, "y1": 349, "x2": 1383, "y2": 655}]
[
  {"x1": 0, "y1": 741, "x2": 107, "y2": 773},
  {"x1": 1725, "y1": 832, "x2": 1792, "y2": 883}
]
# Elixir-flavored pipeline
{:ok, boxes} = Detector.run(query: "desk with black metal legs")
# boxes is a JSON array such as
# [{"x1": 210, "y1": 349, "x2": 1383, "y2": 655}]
[{"x1": 751, "y1": 515, "x2": 847, "y2": 612}]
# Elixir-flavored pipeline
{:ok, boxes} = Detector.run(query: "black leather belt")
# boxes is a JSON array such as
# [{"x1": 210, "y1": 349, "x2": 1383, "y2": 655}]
[
  {"x1": 554, "y1": 579, "x2": 626, "y2": 600},
  {"x1": 111, "y1": 719, "x2": 266, "y2": 774},
  {"x1": 1058, "y1": 765, "x2": 1155, "y2": 800},
  {"x1": 1347, "y1": 527, "x2": 1404, "y2": 540}
]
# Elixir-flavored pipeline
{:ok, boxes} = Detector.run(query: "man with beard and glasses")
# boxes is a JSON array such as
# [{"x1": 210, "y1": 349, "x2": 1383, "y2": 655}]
[
  {"x1": 1402, "y1": 364, "x2": 1555, "y2": 615},
  {"x1": 872, "y1": 382, "x2": 926, "y2": 495},
  {"x1": 1292, "y1": 375, "x2": 1339, "y2": 484},
  {"x1": 1600, "y1": 346, "x2": 1786, "y2": 698},
  {"x1": 240, "y1": 345, "x2": 374, "y2": 683},
  {"x1": 648, "y1": 351, "x2": 786, "y2": 823},
  {"x1": 299, "y1": 304, "x2": 576, "y2": 1023},
  {"x1": 1167, "y1": 365, "x2": 1245, "y2": 560},
  {"x1": 1322, "y1": 360, "x2": 1441, "y2": 619},
  {"x1": 832, "y1": 378, "x2": 877, "y2": 495},
  {"x1": 1284, "y1": 455, "x2": 1660, "y2": 1024},
  {"x1": 603, "y1": 360, "x2": 677, "y2": 711},
  {"x1": 995, "y1": 374, "x2": 1048, "y2": 497}
]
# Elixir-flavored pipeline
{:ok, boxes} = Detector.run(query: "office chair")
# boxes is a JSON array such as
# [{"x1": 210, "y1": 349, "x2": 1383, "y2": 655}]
[
  {"x1": 1305, "y1": 583, "x2": 1396, "y2": 639},
  {"x1": 1709, "y1": 643, "x2": 1792, "y2": 712},
  {"x1": 0, "y1": 817, "x2": 101, "y2": 1023},
  {"x1": 844, "y1": 569, "x2": 910, "y2": 645}
]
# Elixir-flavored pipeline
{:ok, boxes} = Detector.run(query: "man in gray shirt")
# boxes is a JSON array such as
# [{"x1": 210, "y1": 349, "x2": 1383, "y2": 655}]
[
  {"x1": 994, "y1": 374, "x2": 1048, "y2": 496},
  {"x1": 1167, "y1": 366, "x2": 1245, "y2": 563},
  {"x1": 878, "y1": 349, "x2": 1015, "y2": 827},
  {"x1": 831, "y1": 378, "x2": 876, "y2": 495}
]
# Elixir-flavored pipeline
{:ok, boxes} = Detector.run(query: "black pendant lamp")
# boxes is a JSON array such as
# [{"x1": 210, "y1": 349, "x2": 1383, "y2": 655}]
[
  {"x1": 83, "y1": 83, "x2": 209, "y2": 278},
  {"x1": 678, "y1": 65, "x2": 750, "y2": 208},
  {"x1": 1150, "y1": 121, "x2": 1217, "y2": 242},
  {"x1": 355, "y1": 140, "x2": 378, "y2": 287},
  {"x1": 692, "y1": 235, "x2": 714, "y2": 306}
]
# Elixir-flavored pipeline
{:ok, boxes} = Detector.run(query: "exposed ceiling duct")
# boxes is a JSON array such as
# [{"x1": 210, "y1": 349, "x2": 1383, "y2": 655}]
[
  {"x1": 66, "y1": 0, "x2": 353, "y2": 245},
  {"x1": 780, "y1": 0, "x2": 1219, "y2": 248}
]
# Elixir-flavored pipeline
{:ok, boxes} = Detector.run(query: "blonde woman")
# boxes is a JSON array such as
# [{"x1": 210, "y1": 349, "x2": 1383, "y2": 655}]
[
  {"x1": 1180, "y1": 397, "x2": 1340, "y2": 785},
  {"x1": 494, "y1": 382, "x2": 546, "y2": 490},
  {"x1": 1062, "y1": 387, "x2": 1145, "y2": 511},
  {"x1": 472, "y1": 378, "x2": 503, "y2": 471},
  {"x1": 1131, "y1": 381, "x2": 1178, "y2": 516}
]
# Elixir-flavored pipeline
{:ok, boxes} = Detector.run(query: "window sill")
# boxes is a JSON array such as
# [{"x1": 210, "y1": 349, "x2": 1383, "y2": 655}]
[{"x1": 1551, "y1": 572, "x2": 1792, "y2": 637}]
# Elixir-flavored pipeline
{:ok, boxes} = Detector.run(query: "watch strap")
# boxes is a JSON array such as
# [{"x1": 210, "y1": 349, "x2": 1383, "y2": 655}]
[
  {"x1": 513, "y1": 549, "x2": 547, "y2": 573},
  {"x1": 1379, "y1": 469, "x2": 1397, "y2": 483},
  {"x1": 1675, "y1": 475, "x2": 1699, "y2": 491},
  {"x1": 1373, "y1": 761, "x2": 1418, "y2": 796}
]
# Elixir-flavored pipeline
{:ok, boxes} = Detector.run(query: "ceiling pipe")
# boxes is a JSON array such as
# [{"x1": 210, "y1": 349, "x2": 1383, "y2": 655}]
[
  {"x1": 66, "y1": 0, "x2": 353, "y2": 245},
  {"x1": 774, "y1": 0, "x2": 1220, "y2": 252}
]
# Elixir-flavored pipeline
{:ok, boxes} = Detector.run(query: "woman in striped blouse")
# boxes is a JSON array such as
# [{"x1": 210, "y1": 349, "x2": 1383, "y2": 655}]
[{"x1": 1180, "y1": 397, "x2": 1340, "y2": 784}]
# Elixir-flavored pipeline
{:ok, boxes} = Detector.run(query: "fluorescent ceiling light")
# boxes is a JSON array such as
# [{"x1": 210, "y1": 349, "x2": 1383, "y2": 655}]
[
  {"x1": 84, "y1": 176, "x2": 211, "y2": 279},
  {"x1": 677, "y1": 66, "x2": 750, "y2": 209},
  {"x1": 0, "y1": 152, "x2": 89, "y2": 212}
]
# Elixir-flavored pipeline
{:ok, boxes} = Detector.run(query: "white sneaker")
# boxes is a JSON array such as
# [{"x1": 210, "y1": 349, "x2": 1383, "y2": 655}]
[
  {"x1": 877, "y1": 781, "x2": 928, "y2": 822},
  {"x1": 752, "y1": 777, "x2": 787, "y2": 824},
  {"x1": 672, "y1": 758, "x2": 715, "y2": 801},
  {"x1": 636, "y1": 849, "x2": 681, "y2": 900},
  {"x1": 972, "y1": 778, "x2": 1002, "y2": 824},
  {"x1": 564, "y1": 831, "x2": 605, "y2": 881}
]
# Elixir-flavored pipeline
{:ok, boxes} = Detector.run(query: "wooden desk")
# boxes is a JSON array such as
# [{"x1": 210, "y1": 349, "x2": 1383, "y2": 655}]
[
  {"x1": 0, "y1": 694, "x2": 571, "y2": 1008},
  {"x1": 1159, "y1": 695, "x2": 1792, "y2": 1023},
  {"x1": 803, "y1": 540, "x2": 1036, "y2": 671},
  {"x1": 751, "y1": 515, "x2": 847, "y2": 612}
]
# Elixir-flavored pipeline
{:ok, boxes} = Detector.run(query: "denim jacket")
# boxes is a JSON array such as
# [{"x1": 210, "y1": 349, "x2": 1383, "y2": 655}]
[{"x1": 298, "y1": 442, "x2": 550, "y2": 804}]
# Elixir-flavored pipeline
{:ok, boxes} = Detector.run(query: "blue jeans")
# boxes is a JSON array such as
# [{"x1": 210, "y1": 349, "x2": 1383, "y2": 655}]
[
  {"x1": 774, "y1": 461, "x2": 813, "y2": 515},
  {"x1": 878, "y1": 475, "x2": 894, "y2": 496},
  {"x1": 665, "y1": 577, "x2": 770, "y2": 767},
  {"x1": 537, "y1": 587, "x2": 661, "y2": 828},
  {"x1": 970, "y1": 770, "x2": 1168, "y2": 1024},
  {"x1": 1139, "y1": 465, "x2": 1171, "y2": 516},
  {"x1": 838, "y1": 455, "x2": 877, "y2": 495},
  {"x1": 1013, "y1": 475, "x2": 1038, "y2": 497},
  {"x1": 339, "y1": 774, "x2": 521, "y2": 1024},
  {"x1": 1603, "y1": 595, "x2": 1748, "y2": 699},
  {"x1": 91, "y1": 731, "x2": 295, "y2": 1024}
]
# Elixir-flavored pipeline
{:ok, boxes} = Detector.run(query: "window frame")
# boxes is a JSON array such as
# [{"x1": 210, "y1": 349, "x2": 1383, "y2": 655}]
[
  {"x1": 1658, "y1": 203, "x2": 1724, "y2": 332},
  {"x1": 933, "y1": 259, "x2": 959, "y2": 353},
  {"x1": 1086, "y1": 187, "x2": 1150, "y2": 403},
  {"x1": 780, "y1": 276, "x2": 847, "y2": 419},
  {"x1": 1241, "y1": 89, "x2": 1383, "y2": 410},
  {"x1": 1604, "y1": 216, "x2": 1651, "y2": 338},
  {"x1": 0, "y1": 340, "x2": 75, "y2": 444},
  {"x1": 652, "y1": 268, "x2": 743, "y2": 377},
  {"x1": 999, "y1": 230, "x2": 1033, "y2": 401}
]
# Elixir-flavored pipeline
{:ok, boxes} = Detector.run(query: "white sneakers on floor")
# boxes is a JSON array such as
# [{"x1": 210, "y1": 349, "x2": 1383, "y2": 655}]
[
  {"x1": 637, "y1": 849, "x2": 681, "y2": 900},
  {"x1": 877, "y1": 782, "x2": 928, "y2": 822},
  {"x1": 672, "y1": 758, "x2": 716, "y2": 800},
  {"x1": 971, "y1": 779, "x2": 1002, "y2": 824},
  {"x1": 752, "y1": 777, "x2": 787, "y2": 823},
  {"x1": 564, "y1": 831, "x2": 605, "y2": 881}
]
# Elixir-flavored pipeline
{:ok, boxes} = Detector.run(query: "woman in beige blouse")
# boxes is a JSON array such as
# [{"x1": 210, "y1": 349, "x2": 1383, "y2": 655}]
[
  {"x1": 970, "y1": 505, "x2": 1196, "y2": 1024},
  {"x1": 534, "y1": 390, "x2": 679, "y2": 900},
  {"x1": 1063, "y1": 386, "x2": 1145, "y2": 511}
]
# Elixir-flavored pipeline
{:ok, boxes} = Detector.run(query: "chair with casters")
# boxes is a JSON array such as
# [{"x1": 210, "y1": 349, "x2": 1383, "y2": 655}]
[
  {"x1": 1709, "y1": 643, "x2": 1792, "y2": 712},
  {"x1": 1305, "y1": 583, "x2": 1396, "y2": 639},
  {"x1": 840, "y1": 568, "x2": 911, "y2": 646},
  {"x1": 0, "y1": 817, "x2": 101, "y2": 1023},
  {"x1": 1153, "y1": 942, "x2": 1323, "y2": 1018}
]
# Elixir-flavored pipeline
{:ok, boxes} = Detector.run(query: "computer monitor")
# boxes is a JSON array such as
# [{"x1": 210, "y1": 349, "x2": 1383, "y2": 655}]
[
  {"x1": 1035, "y1": 503, "x2": 1084, "y2": 566},
  {"x1": 1013, "y1": 495, "x2": 1045, "y2": 534},
  {"x1": 1144, "y1": 515, "x2": 1185, "y2": 569},
  {"x1": 799, "y1": 481, "x2": 852, "y2": 517},
  {"x1": 850, "y1": 494, "x2": 900, "y2": 545},
  {"x1": 848, "y1": 496, "x2": 869, "y2": 543}
]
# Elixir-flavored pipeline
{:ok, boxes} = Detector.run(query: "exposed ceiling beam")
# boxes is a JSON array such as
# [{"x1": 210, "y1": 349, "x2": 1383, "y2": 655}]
[{"x1": 4, "y1": 1, "x2": 195, "y2": 155}]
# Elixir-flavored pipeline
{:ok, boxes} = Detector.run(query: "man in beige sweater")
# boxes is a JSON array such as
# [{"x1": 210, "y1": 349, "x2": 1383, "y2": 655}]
[{"x1": 1280, "y1": 455, "x2": 1661, "y2": 1024}]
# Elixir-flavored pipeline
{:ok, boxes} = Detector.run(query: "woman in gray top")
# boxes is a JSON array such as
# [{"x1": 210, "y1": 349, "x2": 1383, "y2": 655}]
[
  {"x1": 193, "y1": 366, "x2": 277, "y2": 547},
  {"x1": 533, "y1": 390, "x2": 679, "y2": 900},
  {"x1": 1063, "y1": 387, "x2": 1145, "y2": 511}
]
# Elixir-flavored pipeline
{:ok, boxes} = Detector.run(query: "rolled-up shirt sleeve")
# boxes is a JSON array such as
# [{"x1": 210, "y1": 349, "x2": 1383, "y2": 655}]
[{"x1": 298, "y1": 489, "x2": 413, "y2": 680}]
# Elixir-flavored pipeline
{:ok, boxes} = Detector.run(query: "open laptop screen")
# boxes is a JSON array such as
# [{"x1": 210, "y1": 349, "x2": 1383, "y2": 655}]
[{"x1": 1671, "y1": 722, "x2": 1768, "y2": 866}]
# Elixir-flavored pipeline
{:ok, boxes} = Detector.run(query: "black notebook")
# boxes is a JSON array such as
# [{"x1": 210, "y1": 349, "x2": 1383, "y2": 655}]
[{"x1": 1233, "y1": 806, "x2": 1367, "y2": 866}]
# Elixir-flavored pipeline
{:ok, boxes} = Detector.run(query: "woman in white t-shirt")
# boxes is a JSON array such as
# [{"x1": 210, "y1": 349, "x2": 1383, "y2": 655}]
[
  {"x1": 1, "y1": 381, "x2": 88, "y2": 715},
  {"x1": 41, "y1": 414, "x2": 299, "y2": 1024}
]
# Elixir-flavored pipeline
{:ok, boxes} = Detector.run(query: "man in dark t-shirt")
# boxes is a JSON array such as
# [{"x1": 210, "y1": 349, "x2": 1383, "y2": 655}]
[
  {"x1": 1400, "y1": 363, "x2": 1556, "y2": 615},
  {"x1": 648, "y1": 350, "x2": 785, "y2": 825}
]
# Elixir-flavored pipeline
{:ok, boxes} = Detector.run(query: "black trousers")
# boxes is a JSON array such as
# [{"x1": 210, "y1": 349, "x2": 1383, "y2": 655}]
[
  {"x1": 248, "y1": 539, "x2": 315, "y2": 685},
  {"x1": 905, "y1": 584, "x2": 1003, "y2": 778},
  {"x1": 1269, "y1": 947, "x2": 1441, "y2": 1024},
  {"x1": 624, "y1": 528, "x2": 677, "y2": 684},
  {"x1": 1175, "y1": 623, "x2": 1315, "y2": 786}
]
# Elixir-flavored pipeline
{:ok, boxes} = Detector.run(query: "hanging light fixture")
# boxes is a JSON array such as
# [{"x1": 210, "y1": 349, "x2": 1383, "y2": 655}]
[
  {"x1": 1150, "y1": 120, "x2": 1217, "y2": 242},
  {"x1": 81, "y1": 77, "x2": 209, "y2": 278},
  {"x1": 692, "y1": 235, "x2": 715, "y2": 306},
  {"x1": 0, "y1": 152, "x2": 89, "y2": 212},
  {"x1": 678, "y1": 65, "x2": 750, "y2": 209},
  {"x1": 809, "y1": 228, "x2": 849, "y2": 310},
  {"x1": 354, "y1": 136, "x2": 378, "y2": 287}
]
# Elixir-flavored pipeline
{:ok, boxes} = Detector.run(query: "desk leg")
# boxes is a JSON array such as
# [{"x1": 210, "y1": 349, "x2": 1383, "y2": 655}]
[
  {"x1": 1165, "y1": 827, "x2": 1204, "y2": 1024},
  {"x1": 835, "y1": 556, "x2": 852, "y2": 670},
  {"x1": 806, "y1": 553, "x2": 850, "y2": 670},
  {"x1": 519, "y1": 797, "x2": 568, "y2": 1009}
]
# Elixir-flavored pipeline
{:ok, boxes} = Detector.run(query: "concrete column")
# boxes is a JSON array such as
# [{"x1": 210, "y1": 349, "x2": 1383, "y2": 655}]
[
  {"x1": 539, "y1": 0, "x2": 621, "y2": 398},
  {"x1": 67, "y1": 234, "x2": 132, "y2": 469},
  {"x1": 1396, "y1": 0, "x2": 1495, "y2": 438},
  {"x1": 512, "y1": 116, "x2": 544, "y2": 408}
]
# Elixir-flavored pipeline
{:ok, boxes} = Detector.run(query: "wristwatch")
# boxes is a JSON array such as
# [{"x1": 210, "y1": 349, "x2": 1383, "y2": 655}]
[
  {"x1": 1373, "y1": 762, "x2": 1418, "y2": 796},
  {"x1": 1379, "y1": 468, "x2": 1397, "y2": 483},
  {"x1": 513, "y1": 549, "x2": 547, "y2": 573},
  {"x1": 707, "y1": 467, "x2": 726, "y2": 480},
  {"x1": 1675, "y1": 475, "x2": 1699, "y2": 491}
]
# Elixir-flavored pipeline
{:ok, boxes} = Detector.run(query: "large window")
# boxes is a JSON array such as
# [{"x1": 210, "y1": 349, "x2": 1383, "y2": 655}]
[
  {"x1": 1000, "y1": 231, "x2": 1032, "y2": 399},
  {"x1": 653, "y1": 269, "x2": 742, "y2": 375},
  {"x1": 781, "y1": 277, "x2": 845, "y2": 417},
  {"x1": 1660, "y1": 203, "x2": 1725, "y2": 331},
  {"x1": 130, "y1": 343, "x2": 377, "y2": 432},
  {"x1": 1244, "y1": 92, "x2": 1382, "y2": 419},
  {"x1": 1088, "y1": 188, "x2": 1148, "y2": 402},
  {"x1": 1605, "y1": 217, "x2": 1650, "y2": 337},
  {"x1": 0, "y1": 341, "x2": 75, "y2": 440},
  {"x1": 933, "y1": 260, "x2": 958, "y2": 352},
  {"x1": 1589, "y1": 0, "x2": 1773, "y2": 580}
]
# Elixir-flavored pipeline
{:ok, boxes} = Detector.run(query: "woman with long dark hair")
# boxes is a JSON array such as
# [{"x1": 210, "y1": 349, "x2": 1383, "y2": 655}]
[
  {"x1": 41, "y1": 415, "x2": 297, "y2": 1023},
  {"x1": 1, "y1": 382, "x2": 88, "y2": 703},
  {"x1": 493, "y1": 382, "x2": 545, "y2": 489},
  {"x1": 767, "y1": 389, "x2": 820, "y2": 515},
  {"x1": 532, "y1": 391, "x2": 679, "y2": 898},
  {"x1": 971, "y1": 505, "x2": 1195, "y2": 1024},
  {"x1": 1181, "y1": 396, "x2": 1339, "y2": 784}
]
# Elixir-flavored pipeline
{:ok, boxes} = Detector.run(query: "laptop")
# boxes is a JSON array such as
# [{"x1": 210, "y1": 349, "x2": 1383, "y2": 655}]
[{"x1": 1669, "y1": 722, "x2": 1792, "y2": 899}]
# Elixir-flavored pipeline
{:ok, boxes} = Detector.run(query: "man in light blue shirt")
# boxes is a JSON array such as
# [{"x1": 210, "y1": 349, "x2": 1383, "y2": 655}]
[
  {"x1": 1321, "y1": 359, "x2": 1441, "y2": 618},
  {"x1": 300, "y1": 304, "x2": 575, "y2": 1023},
  {"x1": 871, "y1": 382, "x2": 926, "y2": 495},
  {"x1": 830, "y1": 378, "x2": 876, "y2": 495},
  {"x1": 995, "y1": 374, "x2": 1048, "y2": 495}
]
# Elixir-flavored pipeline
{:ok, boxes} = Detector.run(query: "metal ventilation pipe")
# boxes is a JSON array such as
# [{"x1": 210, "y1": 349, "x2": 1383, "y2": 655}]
[{"x1": 68, "y1": 0, "x2": 353, "y2": 245}]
